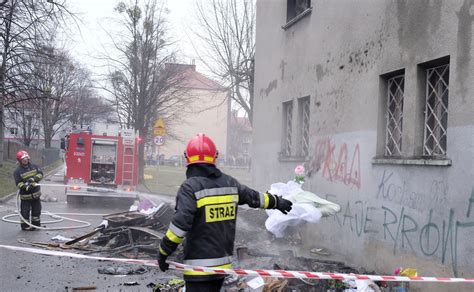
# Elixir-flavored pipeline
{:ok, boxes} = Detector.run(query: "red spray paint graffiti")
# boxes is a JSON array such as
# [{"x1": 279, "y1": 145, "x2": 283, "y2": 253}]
[{"x1": 313, "y1": 138, "x2": 361, "y2": 189}]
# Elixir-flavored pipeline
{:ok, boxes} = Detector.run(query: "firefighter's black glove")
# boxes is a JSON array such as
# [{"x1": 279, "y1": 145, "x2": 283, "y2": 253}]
[
  {"x1": 276, "y1": 196, "x2": 293, "y2": 215},
  {"x1": 157, "y1": 253, "x2": 169, "y2": 272}
]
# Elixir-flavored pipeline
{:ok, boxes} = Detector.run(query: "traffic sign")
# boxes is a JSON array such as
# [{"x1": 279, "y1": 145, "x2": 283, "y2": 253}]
[
  {"x1": 154, "y1": 136, "x2": 165, "y2": 146},
  {"x1": 154, "y1": 128, "x2": 166, "y2": 136},
  {"x1": 153, "y1": 118, "x2": 166, "y2": 136}
]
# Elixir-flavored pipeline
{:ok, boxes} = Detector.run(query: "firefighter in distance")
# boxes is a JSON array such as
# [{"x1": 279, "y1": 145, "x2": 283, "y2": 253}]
[
  {"x1": 13, "y1": 150, "x2": 43, "y2": 231},
  {"x1": 158, "y1": 134, "x2": 293, "y2": 292}
]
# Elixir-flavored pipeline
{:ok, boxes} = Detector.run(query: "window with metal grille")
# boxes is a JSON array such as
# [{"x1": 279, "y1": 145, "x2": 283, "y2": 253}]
[
  {"x1": 298, "y1": 96, "x2": 310, "y2": 156},
  {"x1": 282, "y1": 101, "x2": 293, "y2": 156},
  {"x1": 385, "y1": 75, "x2": 404, "y2": 156},
  {"x1": 423, "y1": 64, "x2": 449, "y2": 157}
]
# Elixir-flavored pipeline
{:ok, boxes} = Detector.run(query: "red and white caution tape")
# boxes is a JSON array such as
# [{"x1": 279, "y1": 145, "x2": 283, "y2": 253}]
[{"x1": 1, "y1": 244, "x2": 473, "y2": 283}]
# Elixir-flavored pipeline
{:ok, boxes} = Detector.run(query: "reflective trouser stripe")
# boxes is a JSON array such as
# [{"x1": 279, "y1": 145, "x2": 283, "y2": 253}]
[
  {"x1": 183, "y1": 263, "x2": 232, "y2": 276},
  {"x1": 165, "y1": 229, "x2": 184, "y2": 244},
  {"x1": 183, "y1": 256, "x2": 233, "y2": 267},
  {"x1": 169, "y1": 222, "x2": 187, "y2": 238}
]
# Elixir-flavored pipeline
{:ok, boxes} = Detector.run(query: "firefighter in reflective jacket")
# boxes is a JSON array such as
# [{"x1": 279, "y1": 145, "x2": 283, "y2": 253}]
[
  {"x1": 158, "y1": 134, "x2": 293, "y2": 292},
  {"x1": 13, "y1": 150, "x2": 43, "y2": 231}
]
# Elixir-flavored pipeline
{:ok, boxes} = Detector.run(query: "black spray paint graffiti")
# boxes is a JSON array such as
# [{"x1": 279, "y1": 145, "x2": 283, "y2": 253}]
[
  {"x1": 376, "y1": 170, "x2": 448, "y2": 212},
  {"x1": 325, "y1": 190, "x2": 474, "y2": 277}
]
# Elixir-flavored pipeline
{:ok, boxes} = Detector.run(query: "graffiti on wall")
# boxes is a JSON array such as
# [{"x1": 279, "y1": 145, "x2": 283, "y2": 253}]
[
  {"x1": 376, "y1": 170, "x2": 448, "y2": 212},
  {"x1": 312, "y1": 137, "x2": 361, "y2": 189},
  {"x1": 324, "y1": 187, "x2": 474, "y2": 277}
]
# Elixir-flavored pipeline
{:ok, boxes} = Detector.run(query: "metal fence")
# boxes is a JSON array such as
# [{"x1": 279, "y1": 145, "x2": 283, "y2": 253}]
[{"x1": 3, "y1": 140, "x2": 60, "y2": 167}]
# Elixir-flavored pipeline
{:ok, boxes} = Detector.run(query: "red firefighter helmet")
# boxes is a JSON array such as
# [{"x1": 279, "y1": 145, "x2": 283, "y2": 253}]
[
  {"x1": 184, "y1": 134, "x2": 218, "y2": 165},
  {"x1": 16, "y1": 150, "x2": 30, "y2": 162}
]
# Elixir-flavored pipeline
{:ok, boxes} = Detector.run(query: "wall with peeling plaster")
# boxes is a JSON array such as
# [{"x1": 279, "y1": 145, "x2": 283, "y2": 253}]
[{"x1": 253, "y1": 0, "x2": 474, "y2": 288}]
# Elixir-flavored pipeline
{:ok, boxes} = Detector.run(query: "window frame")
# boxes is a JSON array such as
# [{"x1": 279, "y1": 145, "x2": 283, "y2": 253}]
[
  {"x1": 297, "y1": 96, "x2": 311, "y2": 157},
  {"x1": 283, "y1": 0, "x2": 312, "y2": 30},
  {"x1": 422, "y1": 63, "x2": 450, "y2": 158},
  {"x1": 373, "y1": 57, "x2": 452, "y2": 167},
  {"x1": 384, "y1": 74, "x2": 405, "y2": 157},
  {"x1": 281, "y1": 100, "x2": 294, "y2": 157}
]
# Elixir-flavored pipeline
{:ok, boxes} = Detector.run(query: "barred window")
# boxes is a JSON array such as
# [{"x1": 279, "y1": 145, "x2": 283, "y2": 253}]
[
  {"x1": 385, "y1": 75, "x2": 404, "y2": 156},
  {"x1": 282, "y1": 101, "x2": 293, "y2": 156},
  {"x1": 423, "y1": 64, "x2": 449, "y2": 157},
  {"x1": 298, "y1": 96, "x2": 310, "y2": 156}
]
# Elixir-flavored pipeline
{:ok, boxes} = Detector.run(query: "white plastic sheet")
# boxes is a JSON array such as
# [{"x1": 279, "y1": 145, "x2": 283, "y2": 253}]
[{"x1": 265, "y1": 181, "x2": 340, "y2": 238}]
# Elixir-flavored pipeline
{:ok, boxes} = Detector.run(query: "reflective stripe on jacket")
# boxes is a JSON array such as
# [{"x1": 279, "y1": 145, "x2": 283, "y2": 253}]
[{"x1": 13, "y1": 163, "x2": 43, "y2": 195}]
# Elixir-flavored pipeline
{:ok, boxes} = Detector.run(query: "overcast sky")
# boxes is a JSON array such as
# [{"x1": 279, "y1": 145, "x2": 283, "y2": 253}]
[{"x1": 64, "y1": 0, "x2": 201, "y2": 78}]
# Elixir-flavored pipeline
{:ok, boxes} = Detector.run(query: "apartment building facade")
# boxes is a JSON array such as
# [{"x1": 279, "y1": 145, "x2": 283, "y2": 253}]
[{"x1": 253, "y1": 0, "x2": 474, "y2": 287}]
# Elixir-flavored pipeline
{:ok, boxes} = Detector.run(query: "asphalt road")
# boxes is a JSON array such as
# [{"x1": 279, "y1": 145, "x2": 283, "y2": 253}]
[{"x1": 0, "y1": 167, "x2": 180, "y2": 292}]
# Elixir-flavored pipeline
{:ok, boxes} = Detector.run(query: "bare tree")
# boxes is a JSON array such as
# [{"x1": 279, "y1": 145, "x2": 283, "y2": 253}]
[
  {"x1": 67, "y1": 67, "x2": 115, "y2": 128},
  {"x1": 69, "y1": 88, "x2": 115, "y2": 128},
  {"x1": 191, "y1": 0, "x2": 255, "y2": 124},
  {"x1": 105, "y1": 0, "x2": 190, "y2": 180},
  {"x1": 19, "y1": 42, "x2": 86, "y2": 148},
  {"x1": 0, "y1": 0, "x2": 73, "y2": 164}
]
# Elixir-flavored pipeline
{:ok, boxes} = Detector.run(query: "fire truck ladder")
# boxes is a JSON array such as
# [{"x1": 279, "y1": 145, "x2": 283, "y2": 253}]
[{"x1": 122, "y1": 146, "x2": 135, "y2": 187}]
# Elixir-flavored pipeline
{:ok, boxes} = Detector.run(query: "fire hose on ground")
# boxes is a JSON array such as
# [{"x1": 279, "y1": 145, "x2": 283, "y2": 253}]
[{"x1": 0, "y1": 182, "x2": 121, "y2": 230}]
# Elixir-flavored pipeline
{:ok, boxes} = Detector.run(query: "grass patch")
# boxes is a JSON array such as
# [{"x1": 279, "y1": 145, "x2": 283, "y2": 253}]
[
  {"x1": 138, "y1": 165, "x2": 252, "y2": 197},
  {"x1": 0, "y1": 160, "x2": 21, "y2": 199}
]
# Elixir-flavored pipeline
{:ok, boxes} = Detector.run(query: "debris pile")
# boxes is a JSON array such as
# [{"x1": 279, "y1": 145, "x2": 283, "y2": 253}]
[{"x1": 77, "y1": 201, "x2": 175, "y2": 258}]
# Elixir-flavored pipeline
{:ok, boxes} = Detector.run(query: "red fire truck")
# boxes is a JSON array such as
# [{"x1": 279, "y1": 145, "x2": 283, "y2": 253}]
[{"x1": 63, "y1": 127, "x2": 139, "y2": 204}]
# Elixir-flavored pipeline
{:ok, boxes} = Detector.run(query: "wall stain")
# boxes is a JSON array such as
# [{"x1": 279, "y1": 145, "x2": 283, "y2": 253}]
[
  {"x1": 261, "y1": 79, "x2": 278, "y2": 97},
  {"x1": 456, "y1": 0, "x2": 474, "y2": 101},
  {"x1": 396, "y1": 0, "x2": 442, "y2": 62},
  {"x1": 316, "y1": 64, "x2": 326, "y2": 82},
  {"x1": 279, "y1": 60, "x2": 287, "y2": 81}
]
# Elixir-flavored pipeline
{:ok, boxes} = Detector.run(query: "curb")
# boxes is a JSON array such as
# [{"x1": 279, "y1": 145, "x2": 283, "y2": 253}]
[{"x1": 0, "y1": 163, "x2": 63, "y2": 204}]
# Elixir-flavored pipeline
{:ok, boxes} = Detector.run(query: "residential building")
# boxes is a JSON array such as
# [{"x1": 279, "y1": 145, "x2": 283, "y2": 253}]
[
  {"x1": 253, "y1": 0, "x2": 474, "y2": 287},
  {"x1": 3, "y1": 106, "x2": 61, "y2": 149},
  {"x1": 154, "y1": 64, "x2": 229, "y2": 165}
]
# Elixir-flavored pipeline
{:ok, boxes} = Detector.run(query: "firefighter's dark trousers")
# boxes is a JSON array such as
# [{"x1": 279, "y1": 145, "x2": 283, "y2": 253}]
[
  {"x1": 20, "y1": 198, "x2": 41, "y2": 230},
  {"x1": 185, "y1": 278, "x2": 224, "y2": 292}
]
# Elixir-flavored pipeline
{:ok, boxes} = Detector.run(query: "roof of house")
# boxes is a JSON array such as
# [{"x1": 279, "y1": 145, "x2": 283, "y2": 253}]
[{"x1": 165, "y1": 63, "x2": 227, "y2": 91}]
